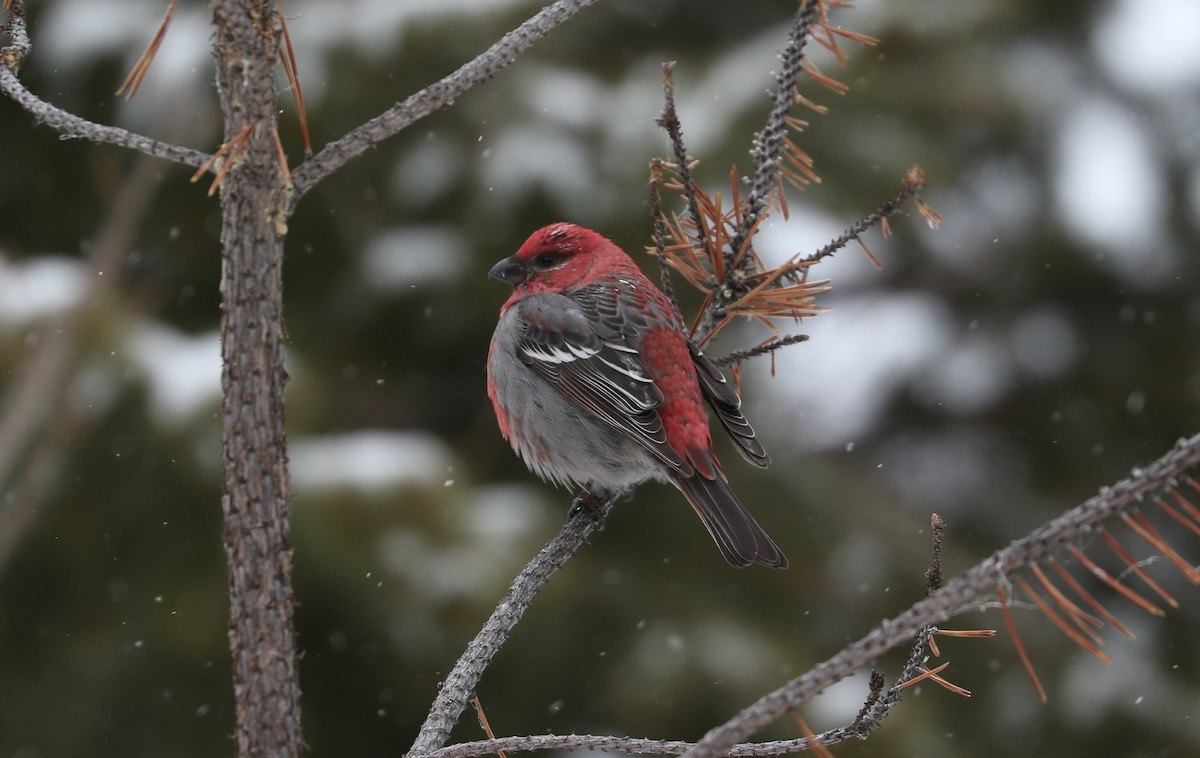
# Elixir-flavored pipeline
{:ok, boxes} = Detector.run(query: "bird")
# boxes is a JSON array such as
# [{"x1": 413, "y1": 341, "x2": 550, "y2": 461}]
[{"x1": 485, "y1": 222, "x2": 787, "y2": 568}]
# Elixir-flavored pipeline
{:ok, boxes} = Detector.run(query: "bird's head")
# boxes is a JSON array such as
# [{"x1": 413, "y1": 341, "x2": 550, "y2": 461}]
[{"x1": 489, "y1": 223, "x2": 634, "y2": 302}]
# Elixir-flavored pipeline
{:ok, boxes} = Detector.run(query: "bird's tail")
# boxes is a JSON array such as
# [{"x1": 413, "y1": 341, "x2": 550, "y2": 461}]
[{"x1": 671, "y1": 472, "x2": 788, "y2": 568}]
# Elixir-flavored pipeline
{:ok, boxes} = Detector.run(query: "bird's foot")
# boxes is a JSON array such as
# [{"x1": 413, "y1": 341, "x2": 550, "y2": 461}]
[{"x1": 568, "y1": 490, "x2": 618, "y2": 527}]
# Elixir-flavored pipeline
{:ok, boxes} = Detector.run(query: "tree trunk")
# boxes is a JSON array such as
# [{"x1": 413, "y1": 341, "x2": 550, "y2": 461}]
[{"x1": 210, "y1": 1, "x2": 301, "y2": 755}]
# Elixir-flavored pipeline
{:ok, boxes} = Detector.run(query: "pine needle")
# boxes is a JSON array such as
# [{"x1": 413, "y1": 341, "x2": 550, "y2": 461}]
[
  {"x1": 1067, "y1": 545, "x2": 1165, "y2": 617},
  {"x1": 1049, "y1": 559, "x2": 1136, "y2": 640},
  {"x1": 1122, "y1": 511, "x2": 1200, "y2": 584},
  {"x1": 115, "y1": 0, "x2": 178, "y2": 100},
  {"x1": 1100, "y1": 529, "x2": 1179, "y2": 608},
  {"x1": 276, "y1": 8, "x2": 311, "y2": 156},
  {"x1": 1015, "y1": 576, "x2": 1111, "y2": 664},
  {"x1": 999, "y1": 583, "x2": 1047, "y2": 703}
]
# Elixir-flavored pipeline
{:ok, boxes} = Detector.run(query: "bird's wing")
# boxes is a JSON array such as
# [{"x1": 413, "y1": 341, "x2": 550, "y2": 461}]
[
  {"x1": 689, "y1": 343, "x2": 771, "y2": 468},
  {"x1": 512, "y1": 286, "x2": 689, "y2": 473}
]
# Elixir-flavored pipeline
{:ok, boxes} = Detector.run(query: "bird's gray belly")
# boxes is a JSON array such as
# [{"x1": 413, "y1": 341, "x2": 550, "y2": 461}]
[{"x1": 491, "y1": 323, "x2": 660, "y2": 492}]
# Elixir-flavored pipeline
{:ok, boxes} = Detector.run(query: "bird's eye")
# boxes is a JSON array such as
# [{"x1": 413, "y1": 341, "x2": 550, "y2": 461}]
[{"x1": 538, "y1": 254, "x2": 557, "y2": 267}]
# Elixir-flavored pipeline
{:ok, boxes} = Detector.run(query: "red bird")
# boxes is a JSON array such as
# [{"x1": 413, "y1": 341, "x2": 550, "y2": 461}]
[{"x1": 486, "y1": 223, "x2": 787, "y2": 568}]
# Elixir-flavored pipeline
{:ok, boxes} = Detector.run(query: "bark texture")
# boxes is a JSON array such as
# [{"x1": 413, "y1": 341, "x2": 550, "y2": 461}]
[{"x1": 210, "y1": 1, "x2": 301, "y2": 755}]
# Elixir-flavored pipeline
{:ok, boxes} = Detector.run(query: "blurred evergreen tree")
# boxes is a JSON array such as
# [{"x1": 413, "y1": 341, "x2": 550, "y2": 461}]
[{"x1": 0, "y1": 0, "x2": 1196, "y2": 756}]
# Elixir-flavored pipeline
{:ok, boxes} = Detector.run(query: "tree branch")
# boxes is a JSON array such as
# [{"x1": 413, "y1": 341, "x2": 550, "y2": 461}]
[
  {"x1": 408, "y1": 495, "x2": 617, "y2": 756},
  {"x1": 410, "y1": 422, "x2": 1200, "y2": 758},
  {"x1": 289, "y1": 0, "x2": 601, "y2": 202},
  {"x1": 799, "y1": 168, "x2": 927, "y2": 266},
  {"x1": 655, "y1": 62, "x2": 706, "y2": 258},
  {"x1": 711, "y1": 334, "x2": 810, "y2": 368},
  {"x1": 423, "y1": 731, "x2": 825, "y2": 758},
  {"x1": 683, "y1": 432, "x2": 1200, "y2": 758},
  {"x1": 0, "y1": 1, "x2": 209, "y2": 169}
]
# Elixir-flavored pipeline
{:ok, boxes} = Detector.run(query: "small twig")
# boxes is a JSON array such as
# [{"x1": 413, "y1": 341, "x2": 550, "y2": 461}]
[
  {"x1": 1, "y1": 0, "x2": 33, "y2": 65},
  {"x1": 847, "y1": 671, "x2": 886, "y2": 735},
  {"x1": 655, "y1": 62, "x2": 706, "y2": 256},
  {"x1": 869, "y1": 623, "x2": 932, "y2": 720},
  {"x1": 424, "y1": 732, "x2": 834, "y2": 758},
  {"x1": 926, "y1": 513, "x2": 945, "y2": 593},
  {"x1": 855, "y1": 514, "x2": 951, "y2": 731},
  {"x1": 712, "y1": 334, "x2": 810, "y2": 368},
  {"x1": 800, "y1": 167, "x2": 928, "y2": 267},
  {"x1": 649, "y1": 158, "x2": 681, "y2": 314}
]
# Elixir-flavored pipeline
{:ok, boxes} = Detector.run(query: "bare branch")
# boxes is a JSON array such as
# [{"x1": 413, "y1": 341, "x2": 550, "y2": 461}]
[
  {"x1": 845, "y1": 671, "x2": 886, "y2": 735},
  {"x1": 926, "y1": 513, "x2": 945, "y2": 593},
  {"x1": 419, "y1": 440, "x2": 1200, "y2": 758},
  {"x1": 424, "y1": 732, "x2": 825, "y2": 758},
  {"x1": 289, "y1": 0, "x2": 601, "y2": 201},
  {"x1": 0, "y1": 0, "x2": 209, "y2": 169},
  {"x1": 649, "y1": 158, "x2": 682, "y2": 314},
  {"x1": 408, "y1": 495, "x2": 617, "y2": 756},
  {"x1": 799, "y1": 166, "x2": 928, "y2": 266},
  {"x1": 712, "y1": 334, "x2": 810, "y2": 368},
  {"x1": 655, "y1": 62, "x2": 705, "y2": 254},
  {"x1": 830, "y1": 515, "x2": 950, "y2": 742},
  {"x1": 682, "y1": 432, "x2": 1200, "y2": 758}
]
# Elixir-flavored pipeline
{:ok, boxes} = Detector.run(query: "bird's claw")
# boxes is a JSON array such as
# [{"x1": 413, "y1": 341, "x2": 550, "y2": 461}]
[{"x1": 568, "y1": 491, "x2": 616, "y2": 528}]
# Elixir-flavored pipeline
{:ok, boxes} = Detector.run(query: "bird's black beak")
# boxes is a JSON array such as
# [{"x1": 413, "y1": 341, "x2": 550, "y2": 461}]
[{"x1": 488, "y1": 256, "x2": 526, "y2": 285}]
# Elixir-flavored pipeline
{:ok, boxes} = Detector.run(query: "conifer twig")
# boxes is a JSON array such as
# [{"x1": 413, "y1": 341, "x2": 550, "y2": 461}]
[
  {"x1": 712, "y1": 334, "x2": 811, "y2": 368},
  {"x1": 656, "y1": 62, "x2": 706, "y2": 256},
  {"x1": 730, "y1": 0, "x2": 822, "y2": 270},
  {"x1": 0, "y1": 0, "x2": 209, "y2": 168}
]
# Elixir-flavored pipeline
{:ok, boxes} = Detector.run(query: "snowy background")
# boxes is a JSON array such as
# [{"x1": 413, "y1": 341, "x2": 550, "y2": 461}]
[{"x1": 1, "y1": 0, "x2": 1198, "y2": 755}]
